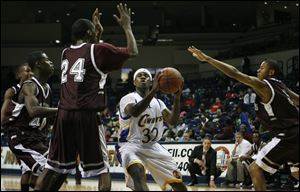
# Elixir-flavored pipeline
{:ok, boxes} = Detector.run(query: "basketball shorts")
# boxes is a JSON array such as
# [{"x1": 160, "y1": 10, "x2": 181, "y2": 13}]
[
  {"x1": 119, "y1": 142, "x2": 182, "y2": 190},
  {"x1": 45, "y1": 109, "x2": 109, "y2": 177},
  {"x1": 8, "y1": 128, "x2": 48, "y2": 176},
  {"x1": 255, "y1": 126, "x2": 299, "y2": 174}
]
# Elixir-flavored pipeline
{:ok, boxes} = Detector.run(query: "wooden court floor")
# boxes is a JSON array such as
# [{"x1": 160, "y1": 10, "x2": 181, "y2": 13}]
[{"x1": 1, "y1": 174, "x2": 253, "y2": 191}]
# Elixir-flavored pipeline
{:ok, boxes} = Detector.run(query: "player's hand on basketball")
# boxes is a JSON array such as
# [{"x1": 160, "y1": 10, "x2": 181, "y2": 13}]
[
  {"x1": 187, "y1": 46, "x2": 210, "y2": 62},
  {"x1": 92, "y1": 8, "x2": 103, "y2": 40},
  {"x1": 152, "y1": 71, "x2": 161, "y2": 92},
  {"x1": 113, "y1": 3, "x2": 132, "y2": 30},
  {"x1": 174, "y1": 77, "x2": 184, "y2": 98}
]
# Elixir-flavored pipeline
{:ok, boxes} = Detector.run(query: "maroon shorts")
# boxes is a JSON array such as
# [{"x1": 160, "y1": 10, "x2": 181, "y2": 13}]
[
  {"x1": 46, "y1": 109, "x2": 107, "y2": 176},
  {"x1": 8, "y1": 128, "x2": 48, "y2": 175}
]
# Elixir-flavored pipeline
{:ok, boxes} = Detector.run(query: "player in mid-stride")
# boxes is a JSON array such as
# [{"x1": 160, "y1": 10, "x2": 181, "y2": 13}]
[{"x1": 117, "y1": 68, "x2": 187, "y2": 191}]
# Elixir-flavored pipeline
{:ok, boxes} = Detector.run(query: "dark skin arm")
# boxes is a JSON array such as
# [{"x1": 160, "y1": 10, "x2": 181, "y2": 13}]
[
  {"x1": 21, "y1": 83, "x2": 57, "y2": 118},
  {"x1": 162, "y1": 82, "x2": 183, "y2": 126},
  {"x1": 1, "y1": 88, "x2": 15, "y2": 124},
  {"x1": 92, "y1": 8, "x2": 103, "y2": 43},
  {"x1": 187, "y1": 46, "x2": 271, "y2": 103},
  {"x1": 113, "y1": 3, "x2": 138, "y2": 57}
]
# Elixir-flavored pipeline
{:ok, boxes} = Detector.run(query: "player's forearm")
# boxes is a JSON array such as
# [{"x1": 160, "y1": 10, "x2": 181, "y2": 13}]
[
  {"x1": 27, "y1": 106, "x2": 58, "y2": 118},
  {"x1": 1, "y1": 101, "x2": 10, "y2": 124},
  {"x1": 206, "y1": 57, "x2": 240, "y2": 79},
  {"x1": 169, "y1": 97, "x2": 181, "y2": 125},
  {"x1": 124, "y1": 28, "x2": 138, "y2": 57},
  {"x1": 131, "y1": 90, "x2": 156, "y2": 117}
]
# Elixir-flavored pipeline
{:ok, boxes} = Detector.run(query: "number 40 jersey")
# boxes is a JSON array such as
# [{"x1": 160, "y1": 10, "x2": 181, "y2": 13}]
[{"x1": 118, "y1": 92, "x2": 168, "y2": 144}]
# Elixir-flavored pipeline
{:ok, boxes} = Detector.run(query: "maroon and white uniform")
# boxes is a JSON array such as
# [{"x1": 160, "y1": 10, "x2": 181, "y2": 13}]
[
  {"x1": 255, "y1": 78, "x2": 299, "y2": 174},
  {"x1": 6, "y1": 77, "x2": 52, "y2": 175},
  {"x1": 1, "y1": 83, "x2": 22, "y2": 129},
  {"x1": 46, "y1": 42, "x2": 130, "y2": 177}
]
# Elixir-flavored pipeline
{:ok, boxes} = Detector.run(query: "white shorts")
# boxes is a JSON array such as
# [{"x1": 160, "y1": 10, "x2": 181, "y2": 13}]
[
  {"x1": 119, "y1": 142, "x2": 182, "y2": 190},
  {"x1": 20, "y1": 160, "x2": 31, "y2": 175}
]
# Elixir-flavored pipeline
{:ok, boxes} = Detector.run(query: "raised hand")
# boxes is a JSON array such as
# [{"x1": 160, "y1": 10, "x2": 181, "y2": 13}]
[
  {"x1": 151, "y1": 71, "x2": 162, "y2": 92},
  {"x1": 92, "y1": 8, "x2": 103, "y2": 41},
  {"x1": 187, "y1": 46, "x2": 210, "y2": 62},
  {"x1": 113, "y1": 3, "x2": 132, "y2": 30}
]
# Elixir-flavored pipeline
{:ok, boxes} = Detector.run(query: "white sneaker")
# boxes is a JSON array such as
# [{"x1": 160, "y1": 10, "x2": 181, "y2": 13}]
[{"x1": 294, "y1": 181, "x2": 299, "y2": 188}]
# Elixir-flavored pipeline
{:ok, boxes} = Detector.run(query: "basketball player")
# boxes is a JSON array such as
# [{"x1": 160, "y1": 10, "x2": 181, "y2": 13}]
[
  {"x1": 1, "y1": 63, "x2": 33, "y2": 191},
  {"x1": 1, "y1": 63, "x2": 33, "y2": 125},
  {"x1": 117, "y1": 68, "x2": 187, "y2": 191},
  {"x1": 2, "y1": 51, "x2": 56, "y2": 190},
  {"x1": 34, "y1": 3, "x2": 138, "y2": 191},
  {"x1": 188, "y1": 46, "x2": 299, "y2": 191}
]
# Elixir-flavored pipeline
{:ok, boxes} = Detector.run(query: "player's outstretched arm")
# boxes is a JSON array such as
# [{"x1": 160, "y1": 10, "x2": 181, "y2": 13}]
[
  {"x1": 113, "y1": 3, "x2": 138, "y2": 57},
  {"x1": 187, "y1": 46, "x2": 270, "y2": 103}
]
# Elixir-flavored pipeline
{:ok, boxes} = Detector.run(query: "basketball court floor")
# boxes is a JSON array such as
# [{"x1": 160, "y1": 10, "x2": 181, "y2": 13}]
[{"x1": 1, "y1": 174, "x2": 253, "y2": 191}]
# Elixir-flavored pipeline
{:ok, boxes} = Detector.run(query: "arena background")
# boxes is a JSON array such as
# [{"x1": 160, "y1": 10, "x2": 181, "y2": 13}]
[{"x1": 1, "y1": 1, "x2": 299, "y2": 191}]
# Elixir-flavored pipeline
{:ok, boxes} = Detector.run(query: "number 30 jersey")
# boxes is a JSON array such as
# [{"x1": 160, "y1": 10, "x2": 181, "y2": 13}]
[
  {"x1": 59, "y1": 43, "x2": 130, "y2": 111},
  {"x1": 118, "y1": 92, "x2": 168, "y2": 144}
]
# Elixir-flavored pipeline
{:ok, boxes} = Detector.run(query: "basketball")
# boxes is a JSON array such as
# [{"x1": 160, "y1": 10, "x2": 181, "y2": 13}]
[{"x1": 158, "y1": 67, "x2": 183, "y2": 94}]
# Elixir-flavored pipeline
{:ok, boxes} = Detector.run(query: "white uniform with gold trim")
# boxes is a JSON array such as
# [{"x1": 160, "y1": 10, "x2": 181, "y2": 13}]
[{"x1": 118, "y1": 92, "x2": 182, "y2": 190}]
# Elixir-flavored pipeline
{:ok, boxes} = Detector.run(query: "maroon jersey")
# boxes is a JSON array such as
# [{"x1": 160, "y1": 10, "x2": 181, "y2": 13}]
[
  {"x1": 255, "y1": 78, "x2": 299, "y2": 131},
  {"x1": 1, "y1": 84, "x2": 22, "y2": 128},
  {"x1": 59, "y1": 43, "x2": 130, "y2": 111},
  {"x1": 8, "y1": 77, "x2": 53, "y2": 132}
]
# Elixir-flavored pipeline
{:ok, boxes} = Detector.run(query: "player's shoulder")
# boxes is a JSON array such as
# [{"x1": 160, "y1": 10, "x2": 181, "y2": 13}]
[
  {"x1": 155, "y1": 97, "x2": 164, "y2": 104},
  {"x1": 94, "y1": 42, "x2": 117, "y2": 50}
]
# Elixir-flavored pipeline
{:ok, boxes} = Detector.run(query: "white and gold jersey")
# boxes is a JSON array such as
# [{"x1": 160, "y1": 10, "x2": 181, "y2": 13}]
[{"x1": 118, "y1": 92, "x2": 167, "y2": 144}]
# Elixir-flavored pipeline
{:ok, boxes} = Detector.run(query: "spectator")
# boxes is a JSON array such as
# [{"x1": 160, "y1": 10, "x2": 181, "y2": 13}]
[
  {"x1": 183, "y1": 94, "x2": 197, "y2": 109},
  {"x1": 176, "y1": 113, "x2": 188, "y2": 132},
  {"x1": 237, "y1": 103, "x2": 253, "y2": 142},
  {"x1": 214, "y1": 118, "x2": 234, "y2": 140},
  {"x1": 243, "y1": 88, "x2": 256, "y2": 119},
  {"x1": 178, "y1": 131, "x2": 195, "y2": 142},
  {"x1": 223, "y1": 132, "x2": 252, "y2": 187},
  {"x1": 164, "y1": 129, "x2": 176, "y2": 142},
  {"x1": 239, "y1": 132, "x2": 267, "y2": 187},
  {"x1": 187, "y1": 137, "x2": 222, "y2": 187},
  {"x1": 210, "y1": 97, "x2": 223, "y2": 113}
]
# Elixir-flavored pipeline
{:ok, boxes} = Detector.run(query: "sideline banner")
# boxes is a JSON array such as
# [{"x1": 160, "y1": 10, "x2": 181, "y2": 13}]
[{"x1": 1, "y1": 142, "x2": 234, "y2": 177}]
